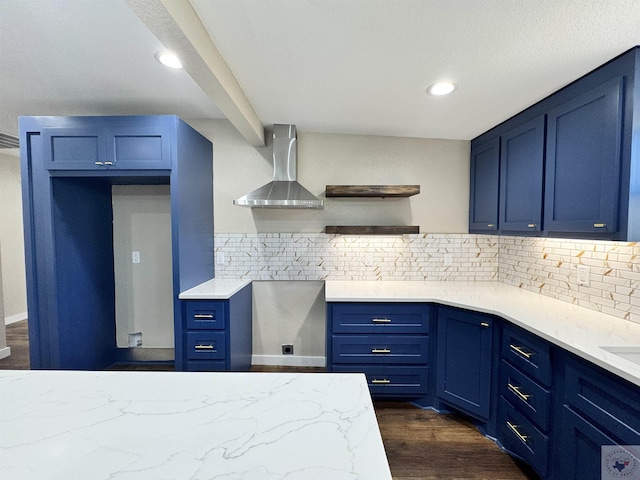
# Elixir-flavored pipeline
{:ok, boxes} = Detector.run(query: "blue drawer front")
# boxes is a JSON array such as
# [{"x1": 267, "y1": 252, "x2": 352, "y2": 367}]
[
  {"x1": 500, "y1": 360, "x2": 551, "y2": 431},
  {"x1": 499, "y1": 398, "x2": 549, "y2": 477},
  {"x1": 331, "y1": 303, "x2": 430, "y2": 334},
  {"x1": 502, "y1": 324, "x2": 551, "y2": 386},
  {"x1": 186, "y1": 331, "x2": 226, "y2": 360},
  {"x1": 186, "y1": 360, "x2": 226, "y2": 371},
  {"x1": 332, "y1": 365, "x2": 429, "y2": 397},
  {"x1": 332, "y1": 335, "x2": 429, "y2": 364},
  {"x1": 185, "y1": 301, "x2": 226, "y2": 330},
  {"x1": 565, "y1": 357, "x2": 640, "y2": 442}
]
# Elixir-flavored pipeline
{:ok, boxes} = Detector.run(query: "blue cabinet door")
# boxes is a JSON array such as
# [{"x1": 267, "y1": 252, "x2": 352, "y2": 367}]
[
  {"x1": 499, "y1": 116, "x2": 545, "y2": 233},
  {"x1": 436, "y1": 307, "x2": 494, "y2": 420},
  {"x1": 43, "y1": 125, "x2": 171, "y2": 170},
  {"x1": 469, "y1": 137, "x2": 500, "y2": 232},
  {"x1": 544, "y1": 77, "x2": 624, "y2": 236}
]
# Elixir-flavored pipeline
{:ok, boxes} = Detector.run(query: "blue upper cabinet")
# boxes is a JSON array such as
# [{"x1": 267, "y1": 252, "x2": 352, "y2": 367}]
[
  {"x1": 469, "y1": 137, "x2": 500, "y2": 233},
  {"x1": 44, "y1": 123, "x2": 171, "y2": 170},
  {"x1": 544, "y1": 78, "x2": 623, "y2": 236},
  {"x1": 499, "y1": 116, "x2": 545, "y2": 233},
  {"x1": 470, "y1": 46, "x2": 640, "y2": 241}
]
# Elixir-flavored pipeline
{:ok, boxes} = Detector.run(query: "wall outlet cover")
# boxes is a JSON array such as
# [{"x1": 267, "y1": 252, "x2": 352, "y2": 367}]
[
  {"x1": 282, "y1": 344, "x2": 294, "y2": 355},
  {"x1": 577, "y1": 265, "x2": 590, "y2": 286}
]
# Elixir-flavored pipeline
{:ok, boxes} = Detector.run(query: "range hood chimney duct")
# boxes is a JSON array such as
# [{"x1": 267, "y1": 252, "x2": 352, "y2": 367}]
[{"x1": 234, "y1": 124, "x2": 324, "y2": 209}]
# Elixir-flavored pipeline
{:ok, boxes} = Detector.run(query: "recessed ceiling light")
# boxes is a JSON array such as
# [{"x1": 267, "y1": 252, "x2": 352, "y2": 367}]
[
  {"x1": 155, "y1": 51, "x2": 183, "y2": 69},
  {"x1": 427, "y1": 82, "x2": 456, "y2": 96}
]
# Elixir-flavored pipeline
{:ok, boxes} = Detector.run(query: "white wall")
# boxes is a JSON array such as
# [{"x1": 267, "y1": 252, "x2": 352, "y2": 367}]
[
  {"x1": 112, "y1": 185, "x2": 173, "y2": 349},
  {"x1": 188, "y1": 119, "x2": 470, "y2": 234},
  {"x1": 0, "y1": 150, "x2": 27, "y2": 324},
  {"x1": 188, "y1": 119, "x2": 471, "y2": 365}
]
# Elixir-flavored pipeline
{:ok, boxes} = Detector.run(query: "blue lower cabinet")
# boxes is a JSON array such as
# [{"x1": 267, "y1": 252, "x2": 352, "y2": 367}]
[
  {"x1": 186, "y1": 331, "x2": 226, "y2": 361},
  {"x1": 332, "y1": 365, "x2": 429, "y2": 397},
  {"x1": 332, "y1": 335, "x2": 428, "y2": 364},
  {"x1": 555, "y1": 353, "x2": 640, "y2": 480},
  {"x1": 435, "y1": 307, "x2": 494, "y2": 420},
  {"x1": 499, "y1": 397, "x2": 550, "y2": 477},
  {"x1": 556, "y1": 406, "x2": 618, "y2": 480},
  {"x1": 326, "y1": 302, "x2": 431, "y2": 399},
  {"x1": 180, "y1": 283, "x2": 252, "y2": 372}
]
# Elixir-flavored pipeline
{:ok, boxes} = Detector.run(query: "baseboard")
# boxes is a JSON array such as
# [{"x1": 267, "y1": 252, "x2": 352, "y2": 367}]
[
  {"x1": 5, "y1": 311, "x2": 28, "y2": 325},
  {"x1": 0, "y1": 346, "x2": 11, "y2": 360},
  {"x1": 252, "y1": 354, "x2": 326, "y2": 368}
]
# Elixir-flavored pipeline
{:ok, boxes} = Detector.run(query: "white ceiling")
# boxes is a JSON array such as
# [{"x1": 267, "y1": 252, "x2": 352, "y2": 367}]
[{"x1": 2, "y1": 0, "x2": 640, "y2": 144}]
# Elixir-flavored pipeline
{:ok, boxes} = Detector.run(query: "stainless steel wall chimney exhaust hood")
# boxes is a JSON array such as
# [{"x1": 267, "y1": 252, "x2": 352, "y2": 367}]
[{"x1": 234, "y1": 124, "x2": 324, "y2": 209}]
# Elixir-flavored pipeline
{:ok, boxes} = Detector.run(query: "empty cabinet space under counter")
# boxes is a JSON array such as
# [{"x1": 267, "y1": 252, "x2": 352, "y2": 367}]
[{"x1": 179, "y1": 279, "x2": 252, "y2": 372}]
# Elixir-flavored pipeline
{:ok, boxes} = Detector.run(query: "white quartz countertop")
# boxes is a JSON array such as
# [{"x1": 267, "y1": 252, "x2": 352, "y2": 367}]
[
  {"x1": 179, "y1": 278, "x2": 251, "y2": 299},
  {"x1": 0, "y1": 370, "x2": 391, "y2": 480},
  {"x1": 326, "y1": 280, "x2": 640, "y2": 387}
]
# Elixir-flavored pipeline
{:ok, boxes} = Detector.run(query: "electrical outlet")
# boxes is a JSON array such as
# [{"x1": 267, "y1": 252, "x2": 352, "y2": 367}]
[
  {"x1": 132, "y1": 251, "x2": 140, "y2": 264},
  {"x1": 282, "y1": 344, "x2": 294, "y2": 355},
  {"x1": 577, "y1": 265, "x2": 590, "y2": 286},
  {"x1": 217, "y1": 252, "x2": 226, "y2": 264},
  {"x1": 444, "y1": 253, "x2": 453, "y2": 266}
]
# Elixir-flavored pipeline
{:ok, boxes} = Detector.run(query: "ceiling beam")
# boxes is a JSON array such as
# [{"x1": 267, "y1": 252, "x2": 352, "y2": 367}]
[{"x1": 126, "y1": 0, "x2": 265, "y2": 147}]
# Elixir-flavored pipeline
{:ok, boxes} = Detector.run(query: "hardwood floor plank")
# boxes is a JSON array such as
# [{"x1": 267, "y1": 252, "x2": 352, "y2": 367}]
[{"x1": 0, "y1": 320, "x2": 538, "y2": 479}]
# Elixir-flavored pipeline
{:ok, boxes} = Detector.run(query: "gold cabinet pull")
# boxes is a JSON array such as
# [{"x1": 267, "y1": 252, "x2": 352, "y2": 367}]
[
  {"x1": 372, "y1": 318, "x2": 392, "y2": 323},
  {"x1": 527, "y1": 223, "x2": 536, "y2": 228},
  {"x1": 194, "y1": 314, "x2": 214, "y2": 319},
  {"x1": 94, "y1": 161, "x2": 104, "y2": 166},
  {"x1": 371, "y1": 348, "x2": 391, "y2": 354},
  {"x1": 195, "y1": 344, "x2": 214, "y2": 350},
  {"x1": 508, "y1": 383, "x2": 531, "y2": 402},
  {"x1": 487, "y1": 223, "x2": 496, "y2": 228},
  {"x1": 509, "y1": 344, "x2": 533, "y2": 359},
  {"x1": 480, "y1": 322, "x2": 490, "y2": 327},
  {"x1": 506, "y1": 421, "x2": 528, "y2": 444},
  {"x1": 594, "y1": 223, "x2": 606, "y2": 228},
  {"x1": 371, "y1": 379, "x2": 391, "y2": 384},
  {"x1": 104, "y1": 161, "x2": 113, "y2": 166}
]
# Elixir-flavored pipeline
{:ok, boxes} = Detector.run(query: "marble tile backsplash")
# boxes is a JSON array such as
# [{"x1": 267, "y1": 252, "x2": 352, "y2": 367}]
[
  {"x1": 215, "y1": 233, "x2": 498, "y2": 281},
  {"x1": 214, "y1": 233, "x2": 640, "y2": 324},
  {"x1": 499, "y1": 236, "x2": 640, "y2": 323}
]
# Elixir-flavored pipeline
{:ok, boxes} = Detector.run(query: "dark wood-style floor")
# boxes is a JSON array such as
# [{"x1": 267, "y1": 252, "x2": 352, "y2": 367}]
[{"x1": 0, "y1": 320, "x2": 538, "y2": 479}]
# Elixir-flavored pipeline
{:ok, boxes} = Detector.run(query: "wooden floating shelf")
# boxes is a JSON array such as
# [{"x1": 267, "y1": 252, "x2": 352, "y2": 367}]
[
  {"x1": 325, "y1": 226, "x2": 420, "y2": 235},
  {"x1": 325, "y1": 185, "x2": 420, "y2": 198}
]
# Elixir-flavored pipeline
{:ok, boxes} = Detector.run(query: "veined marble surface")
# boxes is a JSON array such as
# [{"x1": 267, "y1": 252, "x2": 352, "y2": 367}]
[
  {"x1": 326, "y1": 280, "x2": 640, "y2": 387},
  {"x1": 0, "y1": 370, "x2": 391, "y2": 480},
  {"x1": 179, "y1": 278, "x2": 251, "y2": 299}
]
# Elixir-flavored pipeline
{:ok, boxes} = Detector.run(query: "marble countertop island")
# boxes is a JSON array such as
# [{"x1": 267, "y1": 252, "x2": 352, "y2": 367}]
[
  {"x1": 0, "y1": 370, "x2": 391, "y2": 480},
  {"x1": 326, "y1": 280, "x2": 640, "y2": 388}
]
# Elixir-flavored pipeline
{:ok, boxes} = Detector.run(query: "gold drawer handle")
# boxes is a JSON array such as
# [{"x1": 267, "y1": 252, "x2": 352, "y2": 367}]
[
  {"x1": 194, "y1": 314, "x2": 214, "y2": 319},
  {"x1": 195, "y1": 344, "x2": 214, "y2": 350},
  {"x1": 508, "y1": 383, "x2": 532, "y2": 402},
  {"x1": 594, "y1": 223, "x2": 606, "y2": 228},
  {"x1": 95, "y1": 161, "x2": 104, "y2": 166},
  {"x1": 104, "y1": 161, "x2": 113, "y2": 166},
  {"x1": 372, "y1": 348, "x2": 391, "y2": 354},
  {"x1": 480, "y1": 322, "x2": 490, "y2": 327},
  {"x1": 507, "y1": 421, "x2": 529, "y2": 444},
  {"x1": 372, "y1": 379, "x2": 391, "y2": 384},
  {"x1": 509, "y1": 344, "x2": 533, "y2": 359},
  {"x1": 487, "y1": 223, "x2": 496, "y2": 228},
  {"x1": 527, "y1": 223, "x2": 536, "y2": 228},
  {"x1": 372, "y1": 318, "x2": 392, "y2": 323}
]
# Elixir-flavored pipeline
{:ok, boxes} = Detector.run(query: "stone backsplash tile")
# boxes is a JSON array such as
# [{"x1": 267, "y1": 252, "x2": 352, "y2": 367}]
[{"x1": 214, "y1": 233, "x2": 639, "y2": 324}]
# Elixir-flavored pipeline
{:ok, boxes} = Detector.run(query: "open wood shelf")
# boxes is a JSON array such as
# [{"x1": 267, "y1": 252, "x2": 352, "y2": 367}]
[
  {"x1": 325, "y1": 225, "x2": 419, "y2": 235},
  {"x1": 325, "y1": 185, "x2": 420, "y2": 197}
]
